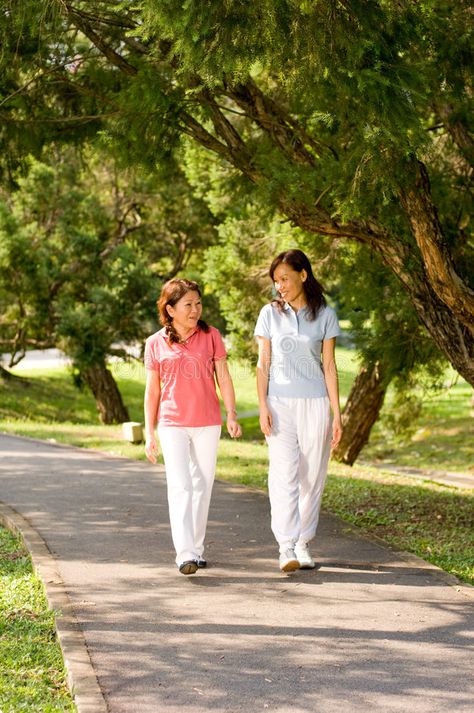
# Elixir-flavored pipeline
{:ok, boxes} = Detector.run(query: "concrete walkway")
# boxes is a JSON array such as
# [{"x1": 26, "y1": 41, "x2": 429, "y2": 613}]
[
  {"x1": 0, "y1": 433, "x2": 473, "y2": 713},
  {"x1": 360, "y1": 462, "x2": 474, "y2": 490}
]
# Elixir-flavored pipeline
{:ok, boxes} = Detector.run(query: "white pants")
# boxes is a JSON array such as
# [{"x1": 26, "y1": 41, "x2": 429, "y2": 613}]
[
  {"x1": 266, "y1": 396, "x2": 332, "y2": 552},
  {"x1": 158, "y1": 425, "x2": 221, "y2": 565}
]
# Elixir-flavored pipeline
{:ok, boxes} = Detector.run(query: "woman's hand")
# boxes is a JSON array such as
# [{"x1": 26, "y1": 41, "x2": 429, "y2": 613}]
[
  {"x1": 331, "y1": 417, "x2": 343, "y2": 449},
  {"x1": 259, "y1": 404, "x2": 273, "y2": 437},
  {"x1": 226, "y1": 414, "x2": 242, "y2": 438},
  {"x1": 145, "y1": 436, "x2": 159, "y2": 464}
]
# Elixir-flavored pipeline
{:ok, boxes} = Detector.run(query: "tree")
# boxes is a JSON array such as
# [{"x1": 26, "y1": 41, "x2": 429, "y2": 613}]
[
  {"x1": 0, "y1": 1, "x2": 472, "y2": 385},
  {"x1": 328, "y1": 243, "x2": 446, "y2": 464},
  {"x1": 0, "y1": 149, "x2": 217, "y2": 422}
]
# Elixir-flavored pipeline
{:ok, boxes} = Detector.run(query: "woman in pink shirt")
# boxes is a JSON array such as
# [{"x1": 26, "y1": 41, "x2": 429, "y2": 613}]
[{"x1": 144, "y1": 279, "x2": 241, "y2": 575}]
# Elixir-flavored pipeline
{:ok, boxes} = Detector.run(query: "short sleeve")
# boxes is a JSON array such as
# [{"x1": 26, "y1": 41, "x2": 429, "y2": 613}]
[
  {"x1": 144, "y1": 336, "x2": 160, "y2": 371},
  {"x1": 323, "y1": 306, "x2": 341, "y2": 340},
  {"x1": 211, "y1": 327, "x2": 227, "y2": 361},
  {"x1": 254, "y1": 305, "x2": 271, "y2": 339}
]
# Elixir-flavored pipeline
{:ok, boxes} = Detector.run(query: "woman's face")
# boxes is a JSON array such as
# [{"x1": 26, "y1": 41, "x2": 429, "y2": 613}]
[
  {"x1": 273, "y1": 263, "x2": 307, "y2": 304},
  {"x1": 166, "y1": 290, "x2": 202, "y2": 331}
]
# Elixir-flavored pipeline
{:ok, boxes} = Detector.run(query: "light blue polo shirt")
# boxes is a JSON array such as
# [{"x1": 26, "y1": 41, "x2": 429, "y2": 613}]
[{"x1": 254, "y1": 302, "x2": 341, "y2": 398}]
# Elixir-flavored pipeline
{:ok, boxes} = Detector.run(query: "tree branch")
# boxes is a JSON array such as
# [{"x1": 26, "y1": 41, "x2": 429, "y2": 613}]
[
  {"x1": 225, "y1": 78, "x2": 336, "y2": 164},
  {"x1": 178, "y1": 111, "x2": 239, "y2": 165},
  {"x1": 435, "y1": 102, "x2": 474, "y2": 169},
  {"x1": 399, "y1": 159, "x2": 474, "y2": 334},
  {"x1": 64, "y1": 4, "x2": 138, "y2": 76},
  {"x1": 62, "y1": 4, "x2": 137, "y2": 30},
  {"x1": 196, "y1": 89, "x2": 262, "y2": 181}
]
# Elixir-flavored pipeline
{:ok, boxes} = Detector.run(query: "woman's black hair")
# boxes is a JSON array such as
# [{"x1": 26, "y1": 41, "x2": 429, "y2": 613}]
[{"x1": 269, "y1": 249, "x2": 326, "y2": 320}]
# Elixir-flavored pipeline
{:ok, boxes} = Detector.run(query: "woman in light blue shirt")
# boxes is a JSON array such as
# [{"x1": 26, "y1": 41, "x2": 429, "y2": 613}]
[{"x1": 254, "y1": 249, "x2": 342, "y2": 572}]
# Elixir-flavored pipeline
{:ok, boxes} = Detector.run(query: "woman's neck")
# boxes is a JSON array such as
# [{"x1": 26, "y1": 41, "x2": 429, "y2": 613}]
[
  {"x1": 287, "y1": 296, "x2": 307, "y2": 312},
  {"x1": 173, "y1": 323, "x2": 197, "y2": 341}
]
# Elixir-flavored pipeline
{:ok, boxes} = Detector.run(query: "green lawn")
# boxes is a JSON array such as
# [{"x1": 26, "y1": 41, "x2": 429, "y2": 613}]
[
  {"x1": 363, "y1": 377, "x2": 473, "y2": 473},
  {"x1": 0, "y1": 527, "x2": 76, "y2": 712}
]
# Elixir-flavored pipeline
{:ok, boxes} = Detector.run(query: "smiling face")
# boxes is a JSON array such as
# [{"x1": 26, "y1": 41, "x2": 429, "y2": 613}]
[
  {"x1": 273, "y1": 263, "x2": 307, "y2": 308},
  {"x1": 166, "y1": 290, "x2": 202, "y2": 336}
]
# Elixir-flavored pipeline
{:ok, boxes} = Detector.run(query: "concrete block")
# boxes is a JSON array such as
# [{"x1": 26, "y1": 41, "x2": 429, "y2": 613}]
[{"x1": 122, "y1": 422, "x2": 143, "y2": 444}]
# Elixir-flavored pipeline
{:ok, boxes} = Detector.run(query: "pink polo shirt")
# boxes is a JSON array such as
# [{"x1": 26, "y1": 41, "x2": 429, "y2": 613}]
[{"x1": 144, "y1": 325, "x2": 227, "y2": 427}]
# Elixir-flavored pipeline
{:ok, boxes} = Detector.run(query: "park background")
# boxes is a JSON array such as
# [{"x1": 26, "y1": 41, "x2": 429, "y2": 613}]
[{"x1": 0, "y1": 2, "x2": 473, "y2": 707}]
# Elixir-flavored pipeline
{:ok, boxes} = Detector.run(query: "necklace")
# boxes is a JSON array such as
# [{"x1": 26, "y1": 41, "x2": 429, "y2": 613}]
[{"x1": 178, "y1": 328, "x2": 196, "y2": 344}]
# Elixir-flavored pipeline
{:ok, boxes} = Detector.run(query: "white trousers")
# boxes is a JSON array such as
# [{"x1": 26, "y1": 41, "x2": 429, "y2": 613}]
[
  {"x1": 157, "y1": 425, "x2": 221, "y2": 565},
  {"x1": 266, "y1": 396, "x2": 332, "y2": 552}
]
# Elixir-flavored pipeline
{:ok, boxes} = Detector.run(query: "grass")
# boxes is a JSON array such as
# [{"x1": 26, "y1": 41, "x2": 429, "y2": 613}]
[
  {"x1": 363, "y1": 377, "x2": 473, "y2": 473},
  {"x1": 322, "y1": 468, "x2": 474, "y2": 585},
  {"x1": 0, "y1": 352, "x2": 473, "y2": 587},
  {"x1": 0, "y1": 526, "x2": 76, "y2": 712}
]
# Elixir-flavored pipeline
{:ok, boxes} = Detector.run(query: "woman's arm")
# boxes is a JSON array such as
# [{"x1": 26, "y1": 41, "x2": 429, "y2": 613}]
[
  {"x1": 214, "y1": 358, "x2": 242, "y2": 438},
  {"x1": 322, "y1": 337, "x2": 342, "y2": 448},
  {"x1": 256, "y1": 336, "x2": 273, "y2": 436},
  {"x1": 144, "y1": 368, "x2": 161, "y2": 463}
]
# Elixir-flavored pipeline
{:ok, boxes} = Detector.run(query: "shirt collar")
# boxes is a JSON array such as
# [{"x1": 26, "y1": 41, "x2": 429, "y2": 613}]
[{"x1": 283, "y1": 301, "x2": 308, "y2": 316}]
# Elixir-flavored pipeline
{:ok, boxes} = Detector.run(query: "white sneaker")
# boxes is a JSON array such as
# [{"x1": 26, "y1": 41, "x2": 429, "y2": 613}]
[
  {"x1": 295, "y1": 543, "x2": 316, "y2": 569},
  {"x1": 279, "y1": 548, "x2": 299, "y2": 572}
]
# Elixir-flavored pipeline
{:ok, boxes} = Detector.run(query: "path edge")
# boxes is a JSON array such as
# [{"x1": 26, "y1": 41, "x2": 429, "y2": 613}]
[{"x1": 0, "y1": 502, "x2": 108, "y2": 713}]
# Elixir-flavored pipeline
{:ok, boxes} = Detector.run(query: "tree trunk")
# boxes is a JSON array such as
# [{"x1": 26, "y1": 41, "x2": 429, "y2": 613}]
[
  {"x1": 401, "y1": 277, "x2": 474, "y2": 386},
  {"x1": 399, "y1": 160, "x2": 474, "y2": 334},
  {"x1": 81, "y1": 364, "x2": 129, "y2": 425},
  {"x1": 435, "y1": 102, "x2": 474, "y2": 168},
  {"x1": 0, "y1": 364, "x2": 28, "y2": 382},
  {"x1": 332, "y1": 362, "x2": 387, "y2": 466}
]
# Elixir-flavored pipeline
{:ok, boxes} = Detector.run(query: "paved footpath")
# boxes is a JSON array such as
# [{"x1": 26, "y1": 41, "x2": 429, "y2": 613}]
[{"x1": 0, "y1": 433, "x2": 473, "y2": 713}]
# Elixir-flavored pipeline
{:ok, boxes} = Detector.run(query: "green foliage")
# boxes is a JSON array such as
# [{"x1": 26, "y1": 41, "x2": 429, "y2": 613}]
[
  {"x1": 0, "y1": 0, "x2": 472, "y2": 395},
  {"x1": 194, "y1": 160, "x2": 446, "y2": 411},
  {"x1": 0, "y1": 149, "x2": 217, "y2": 373},
  {"x1": 322, "y1": 474, "x2": 474, "y2": 585},
  {"x1": 202, "y1": 209, "x2": 279, "y2": 357},
  {"x1": 0, "y1": 153, "x2": 148, "y2": 368},
  {"x1": 0, "y1": 0, "x2": 469, "y2": 215},
  {"x1": 0, "y1": 527, "x2": 76, "y2": 711},
  {"x1": 135, "y1": 0, "x2": 449, "y2": 205},
  {"x1": 334, "y1": 243, "x2": 446, "y2": 381},
  {"x1": 104, "y1": 66, "x2": 187, "y2": 170},
  {"x1": 378, "y1": 390, "x2": 424, "y2": 440},
  {"x1": 0, "y1": 201, "x2": 53, "y2": 361},
  {"x1": 0, "y1": 1, "x2": 471, "y2": 280}
]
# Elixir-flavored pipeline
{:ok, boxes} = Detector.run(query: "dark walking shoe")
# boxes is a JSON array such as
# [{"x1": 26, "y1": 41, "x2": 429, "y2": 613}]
[
  {"x1": 197, "y1": 558, "x2": 207, "y2": 568},
  {"x1": 178, "y1": 560, "x2": 198, "y2": 575}
]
